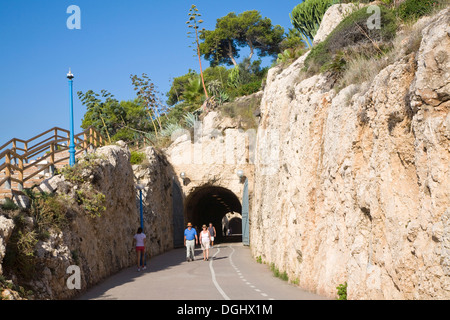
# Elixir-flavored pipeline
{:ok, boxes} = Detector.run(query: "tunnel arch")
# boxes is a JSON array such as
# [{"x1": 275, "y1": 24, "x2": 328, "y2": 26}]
[{"x1": 185, "y1": 185, "x2": 242, "y2": 243}]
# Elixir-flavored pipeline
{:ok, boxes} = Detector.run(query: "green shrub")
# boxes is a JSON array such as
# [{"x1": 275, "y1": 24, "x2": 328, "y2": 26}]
[
  {"x1": 336, "y1": 282, "x2": 348, "y2": 300},
  {"x1": 304, "y1": 5, "x2": 397, "y2": 74},
  {"x1": 130, "y1": 151, "x2": 146, "y2": 165},
  {"x1": 269, "y1": 263, "x2": 289, "y2": 281},
  {"x1": 397, "y1": 0, "x2": 441, "y2": 22},
  {"x1": 235, "y1": 81, "x2": 262, "y2": 97},
  {"x1": 112, "y1": 127, "x2": 136, "y2": 143},
  {"x1": 60, "y1": 153, "x2": 103, "y2": 184},
  {"x1": 75, "y1": 187, "x2": 106, "y2": 219},
  {"x1": 1, "y1": 198, "x2": 18, "y2": 211},
  {"x1": 3, "y1": 213, "x2": 38, "y2": 281},
  {"x1": 29, "y1": 191, "x2": 68, "y2": 237}
]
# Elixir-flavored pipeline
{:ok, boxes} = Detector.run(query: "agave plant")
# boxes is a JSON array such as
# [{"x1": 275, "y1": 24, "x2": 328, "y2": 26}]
[
  {"x1": 183, "y1": 112, "x2": 199, "y2": 128},
  {"x1": 160, "y1": 122, "x2": 184, "y2": 138},
  {"x1": 216, "y1": 91, "x2": 230, "y2": 106}
]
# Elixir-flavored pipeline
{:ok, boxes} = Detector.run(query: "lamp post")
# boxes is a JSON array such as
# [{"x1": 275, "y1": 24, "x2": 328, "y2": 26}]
[
  {"x1": 136, "y1": 183, "x2": 146, "y2": 267},
  {"x1": 136, "y1": 183, "x2": 145, "y2": 230},
  {"x1": 67, "y1": 69, "x2": 76, "y2": 167},
  {"x1": 237, "y1": 169, "x2": 245, "y2": 183}
]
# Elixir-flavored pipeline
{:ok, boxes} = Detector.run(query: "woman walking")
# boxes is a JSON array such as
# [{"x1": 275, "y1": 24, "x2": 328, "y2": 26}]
[
  {"x1": 133, "y1": 227, "x2": 146, "y2": 271},
  {"x1": 200, "y1": 225, "x2": 211, "y2": 261}
]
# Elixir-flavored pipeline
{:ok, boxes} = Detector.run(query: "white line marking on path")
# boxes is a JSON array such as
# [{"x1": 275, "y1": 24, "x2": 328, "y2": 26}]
[
  {"x1": 209, "y1": 246, "x2": 230, "y2": 300},
  {"x1": 228, "y1": 244, "x2": 275, "y2": 300}
]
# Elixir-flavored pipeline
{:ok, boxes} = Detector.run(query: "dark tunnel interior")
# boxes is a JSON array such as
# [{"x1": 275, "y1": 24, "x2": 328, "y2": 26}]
[{"x1": 185, "y1": 186, "x2": 242, "y2": 243}]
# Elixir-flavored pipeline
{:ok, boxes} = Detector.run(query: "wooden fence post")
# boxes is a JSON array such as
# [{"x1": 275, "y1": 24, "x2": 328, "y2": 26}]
[
  {"x1": 50, "y1": 143, "x2": 55, "y2": 176},
  {"x1": 24, "y1": 142, "x2": 28, "y2": 164},
  {"x1": 5, "y1": 152, "x2": 11, "y2": 190},
  {"x1": 18, "y1": 157, "x2": 23, "y2": 191}
]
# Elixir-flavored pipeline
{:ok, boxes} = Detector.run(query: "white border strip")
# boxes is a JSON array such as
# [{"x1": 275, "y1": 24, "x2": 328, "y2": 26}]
[{"x1": 209, "y1": 246, "x2": 230, "y2": 300}]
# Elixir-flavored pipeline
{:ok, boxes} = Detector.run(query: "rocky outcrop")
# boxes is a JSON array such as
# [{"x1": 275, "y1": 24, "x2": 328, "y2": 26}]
[
  {"x1": 133, "y1": 146, "x2": 174, "y2": 256},
  {"x1": 313, "y1": 3, "x2": 362, "y2": 45},
  {"x1": 1, "y1": 144, "x2": 148, "y2": 299},
  {"x1": 0, "y1": 215, "x2": 14, "y2": 276},
  {"x1": 31, "y1": 144, "x2": 139, "y2": 299},
  {"x1": 251, "y1": 8, "x2": 449, "y2": 300}
]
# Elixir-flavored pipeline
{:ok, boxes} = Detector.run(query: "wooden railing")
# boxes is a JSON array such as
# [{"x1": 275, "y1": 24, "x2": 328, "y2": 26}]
[{"x1": 0, "y1": 126, "x2": 105, "y2": 191}]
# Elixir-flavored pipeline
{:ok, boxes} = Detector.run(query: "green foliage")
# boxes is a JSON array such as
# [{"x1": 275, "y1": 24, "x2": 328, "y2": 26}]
[
  {"x1": 234, "y1": 81, "x2": 262, "y2": 97},
  {"x1": 396, "y1": 0, "x2": 441, "y2": 22},
  {"x1": 1, "y1": 198, "x2": 18, "y2": 211},
  {"x1": 111, "y1": 127, "x2": 136, "y2": 143},
  {"x1": 166, "y1": 57, "x2": 266, "y2": 114},
  {"x1": 290, "y1": 0, "x2": 337, "y2": 48},
  {"x1": 183, "y1": 75, "x2": 205, "y2": 106},
  {"x1": 130, "y1": 151, "x2": 145, "y2": 165},
  {"x1": 269, "y1": 263, "x2": 289, "y2": 281},
  {"x1": 220, "y1": 88, "x2": 263, "y2": 130},
  {"x1": 304, "y1": 5, "x2": 397, "y2": 75},
  {"x1": 59, "y1": 154, "x2": 107, "y2": 218},
  {"x1": 199, "y1": 10, "x2": 284, "y2": 67},
  {"x1": 160, "y1": 122, "x2": 184, "y2": 138},
  {"x1": 276, "y1": 28, "x2": 307, "y2": 67},
  {"x1": 167, "y1": 70, "x2": 197, "y2": 106},
  {"x1": 4, "y1": 213, "x2": 38, "y2": 281},
  {"x1": 130, "y1": 73, "x2": 166, "y2": 136},
  {"x1": 27, "y1": 191, "x2": 68, "y2": 237},
  {"x1": 277, "y1": 46, "x2": 306, "y2": 66},
  {"x1": 228, "y1": 66, "x2": 242, "y2": 88},
  {"x1": 182, "y1": 112, "x2": 199, "y2": 128},
  {"x1": 60, "y1": 153, "x2": 103, "y2": 184},
  {"x1": 336, "y1": 282, "x2": 348, "y2": 300},
  {"x1": 279, "y1": 28, "x2": 307, "y2": 52},
  {"x1": 78, "y1": 88, "x2": 153, "y2": 145},
  {"x1": 78, "y1": 89, "x2": 122, "y2": 142},
  {"x1": 0, "y1": 275, "x2": 33, "y2": 300},
  {"x1": 75, "y1": 187, "x2": 106, "y2": 219}
]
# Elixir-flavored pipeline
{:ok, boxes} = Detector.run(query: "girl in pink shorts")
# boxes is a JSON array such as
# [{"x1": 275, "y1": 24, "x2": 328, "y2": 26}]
[{"x1": 133, "y1": 227, "x2": 146, "y2": 271}]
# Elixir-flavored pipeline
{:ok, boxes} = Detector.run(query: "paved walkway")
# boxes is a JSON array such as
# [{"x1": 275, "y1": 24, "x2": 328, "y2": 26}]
[{"x1": 79, "y1": 243, "x2": 327, "y2": 300}]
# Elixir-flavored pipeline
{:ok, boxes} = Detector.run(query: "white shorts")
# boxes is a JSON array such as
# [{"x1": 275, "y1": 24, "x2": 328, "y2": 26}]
[
  {"x1": 201, "y1": 240, "x2": 210, "y2": 250},
  {"x1": 210, "y1": 236, "x2": 214, "y2": 242}
]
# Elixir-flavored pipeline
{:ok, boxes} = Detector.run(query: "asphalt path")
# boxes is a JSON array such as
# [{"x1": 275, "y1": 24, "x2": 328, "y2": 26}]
[{"x1": 79, "y1": 243, "x2": 327, "y2": 300}]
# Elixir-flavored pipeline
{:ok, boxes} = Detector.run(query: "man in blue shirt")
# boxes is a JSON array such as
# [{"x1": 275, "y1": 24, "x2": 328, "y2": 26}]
[{"x1": 184, "y1": 222, "x2": 198, "y2": 262}]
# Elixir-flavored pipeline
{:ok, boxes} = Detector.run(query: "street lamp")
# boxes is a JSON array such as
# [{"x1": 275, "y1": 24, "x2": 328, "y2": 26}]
[
  {"x1": 237, "y1": 169, "x2": 245, "y2": 183},
  {"x1": 136, "y1": 183, "x2": 145, "y2": 230},
  {"x1": 67, "y1": 69, "x2": 76, "y2": 167},
  {"x1": 180, "y1": 172, "x2": 186, "y2": 185},
  {"x1": 136, "y1": 182, "x2": 146, "y2": 268}
]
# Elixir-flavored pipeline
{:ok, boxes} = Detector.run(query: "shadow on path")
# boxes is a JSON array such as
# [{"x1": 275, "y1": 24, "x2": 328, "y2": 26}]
[{"x1": 78, "y1": 244, "x2": 230, "y2": 300}]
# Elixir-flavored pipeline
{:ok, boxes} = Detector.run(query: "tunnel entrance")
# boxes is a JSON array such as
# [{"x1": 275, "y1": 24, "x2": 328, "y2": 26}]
[{"x1": 185, "y1": 186, "x2": 242, "y2": 243}]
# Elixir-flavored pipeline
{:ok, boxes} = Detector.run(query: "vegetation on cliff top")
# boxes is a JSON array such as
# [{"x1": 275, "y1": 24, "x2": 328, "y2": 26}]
[{"x1": 75, "y1": 0, "x2": 448, "y2": 151}]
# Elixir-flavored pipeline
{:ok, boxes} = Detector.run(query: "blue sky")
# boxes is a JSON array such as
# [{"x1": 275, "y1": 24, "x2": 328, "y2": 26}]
[{"x1": 0, "y1": 0, "x2": 300, "y2": 143}]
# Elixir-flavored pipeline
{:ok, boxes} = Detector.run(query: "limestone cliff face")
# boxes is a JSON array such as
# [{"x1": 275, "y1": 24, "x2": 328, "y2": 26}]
[
  {"x1": 32, "y1": 145, "x2": 139, "y2": 299},
  {"x1": 133, "y1": 146, "x2": 175, "y2": 256},
  {"x1": 0, "y1": 143, "x2": 176, "y2": 300},
  {"x1": 251, "y1": 9, "x2": 449, "y2": 300}
]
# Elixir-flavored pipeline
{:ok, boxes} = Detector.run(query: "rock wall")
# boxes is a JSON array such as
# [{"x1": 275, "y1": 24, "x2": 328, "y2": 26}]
[
  {"x1": 133, "y1": 146, "x2": 175, "y2": 256},
  {"x1": 0, "y1": 143, "x2": 174, "y2": 299},
  {"x1": 32, "y1": 144, "x2": 139, "y2": 299},
  {"x1": 251, "y1": 9, "x2": 449, "y2": 300}
]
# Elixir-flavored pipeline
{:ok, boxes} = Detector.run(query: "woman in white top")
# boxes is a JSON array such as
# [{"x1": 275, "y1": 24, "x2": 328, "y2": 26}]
[
  {"x1": 133, "y1": 227, "x2": 146, "y2": 271},
  {"x1": 200, "y1": 225, "x2": 211, "y2": 261}
]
